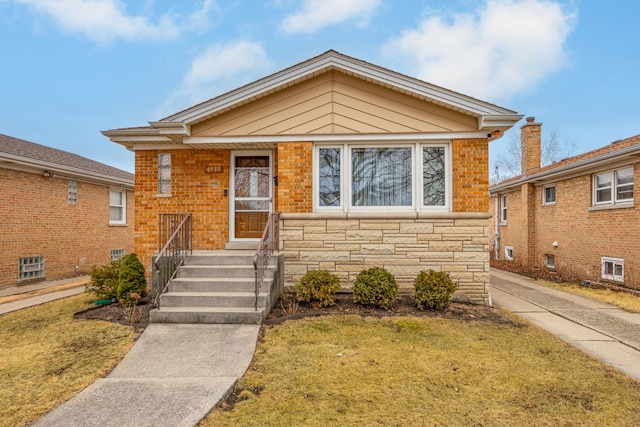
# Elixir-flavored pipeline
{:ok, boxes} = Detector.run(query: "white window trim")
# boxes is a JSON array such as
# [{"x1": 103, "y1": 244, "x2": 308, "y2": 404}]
[
  {"x1": 504, "y1": 246, "x2": 514, "y2": 261},
  {"x1": 545, "y1": 254, "x2": 556, "y2": 269},
  {"x1": 593, "y1": 167, "x2": 634, "y2": 206},
  {"x1": 543, "y1": 185, "x2": 556, "y2": 206},
  {"x1": 601, "y1": 257, "x2": 624, "y2": 283},
  {"x1": 500, "y1": 194, "x2": 507, "y2": 224},
  {"x1": 313, "y1": 141, "x2": 452, "y2": 213},
  {"x1": 111, "y1": 249, "x2": 125, "y2": 261},
  {"x1": 109, "y1": 189, "x2": 127, "y2": 225}
]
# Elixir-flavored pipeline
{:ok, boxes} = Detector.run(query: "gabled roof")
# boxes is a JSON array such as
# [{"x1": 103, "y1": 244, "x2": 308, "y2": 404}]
[
  {"x1": 0, "y1": 134, "x2": 134, "y2": 188},
  {"x1": 491, "y1": 133, "x2": 640, "y2": 193},
  {"x1": 103, "y1": 50, "x2": 522, "y2": 147}
]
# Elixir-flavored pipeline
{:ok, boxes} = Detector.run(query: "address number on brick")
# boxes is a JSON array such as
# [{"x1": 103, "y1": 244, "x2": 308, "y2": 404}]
[{"x1": 205, "y1": 166, "x2": 224, "y2": 173}]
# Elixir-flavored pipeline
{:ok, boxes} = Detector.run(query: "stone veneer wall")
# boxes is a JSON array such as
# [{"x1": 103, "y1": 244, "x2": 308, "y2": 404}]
[{"x1": 280, "y1": 212, "x2": 491, "y2": 305}]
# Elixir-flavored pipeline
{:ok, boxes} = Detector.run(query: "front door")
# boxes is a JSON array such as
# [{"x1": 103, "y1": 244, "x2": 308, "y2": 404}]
[{"x1": 231, "y1": 152, "x2": 272, "y2": 240}]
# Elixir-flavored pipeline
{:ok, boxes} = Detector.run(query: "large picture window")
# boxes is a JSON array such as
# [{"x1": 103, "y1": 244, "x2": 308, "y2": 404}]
[{"x1": 315, "y1": 142, "x2": 450, "y2": 212}]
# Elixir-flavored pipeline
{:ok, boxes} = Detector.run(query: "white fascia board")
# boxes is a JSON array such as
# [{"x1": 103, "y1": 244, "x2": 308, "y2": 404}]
[
  {"x1": 479, "y1": 114, "x2": 524, "y2": 131},
  {"x1": 184, "y1": 132, "x2": 491, "y2": 145},
  {"x1": 127, "y1": 144, "x2": 192, "y2": 151},
  {"x1": 148, "y1": 121, "x2": 191, "y2": 136},
  {"x1": 0, "y1": 155, "x2": 134, "y2": 188},
  {"x1": 162, "y1": 51, "x2": 520, "y2": 126},
  {"x1": 490, "y1": 145, "x2": 640, "y2": 194}
]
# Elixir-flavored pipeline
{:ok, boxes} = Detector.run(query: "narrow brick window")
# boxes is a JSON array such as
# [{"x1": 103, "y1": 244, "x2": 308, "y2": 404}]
[
  {"x1": 504, "y1": 246, "x2": 514, "y2": 261},
  {"x1": 111, "y1": 249, "x2": 125, "y2": 261},
  {"x1": 545, "y1": 254, "x2": 556, "y2": 269},
  {"x1": 158, "y1": 153, "x2": 172, "y2": 195},
  {"x1": 19, "y1": 256, "x2": 45, "y2": 280},
  {"x1": 500, "y1": 194, "x2": 507, "y2": 223},
  {"x1": 109, "y1": 190, "x2": 126, "y2": 224},
  {"x1": 68, "y1": 180, "x2": 78, "y2": 204},
  {"x1": 543, "y1": 185, "x2": 556, "y2": 205}
]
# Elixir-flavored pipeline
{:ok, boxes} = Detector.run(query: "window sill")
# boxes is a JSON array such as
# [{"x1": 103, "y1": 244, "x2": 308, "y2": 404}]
[
  {"x1": 589, "y1": 202, "x2": 634, "y2": 212},
  {"x1": 156, "y1": 194, "x2": 172, "y2": 198},
  {"x1": 109, "y1": 223, "x2": 128, "y2": 227}
]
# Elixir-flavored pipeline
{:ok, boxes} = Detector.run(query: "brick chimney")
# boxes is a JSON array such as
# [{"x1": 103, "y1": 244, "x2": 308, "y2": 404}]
[{"x1": 521, "y1": 116, "x2": 541, "y2": 175}]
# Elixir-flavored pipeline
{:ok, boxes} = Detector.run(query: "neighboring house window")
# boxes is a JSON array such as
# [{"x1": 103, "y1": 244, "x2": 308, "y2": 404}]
[
  {"x1": 543, "y1": 185, "x2": 556, "y2": 205},
  {"x1": 500, "y1": 194, "x2": 507, "y2": 223},
  {"x1": 68, "y1": 180, "x2": 78, "y2": 205},
  {"x1": 19, "y1": 256, "x2": 45, "y2": 280},
  {"x1": 158, "y1": 153, "x2": 172, "y2": 194},
  {"x1": 111, "y1": 249, "x2": 125, "y2": 261},
  {"x1": 109, "y1": 190, "x2": 126, "y2": 224},
  {"x1": 601, "y1": 257, "x2": 624, "y2": 282},
  {"x1": 315, "y1": 143, "x2": 449, "y2": 211},
  {"x1": 504, "y1": 246, "x2": 514, "y2": 261},
  {"x1": 594, "y1": 167, "x2": 634, "y2": 205},
  {"x1": 545, "y1": 254, "x2": 556, "y2": 269}
]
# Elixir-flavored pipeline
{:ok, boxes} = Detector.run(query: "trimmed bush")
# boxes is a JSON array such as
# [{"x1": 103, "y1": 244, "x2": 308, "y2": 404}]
[
  {"x1": 86, "y1": 260, "x2": 121, "y2": 300},
  {"x1": 295, "y1": 269, "x2": 341, "y2": 307},
  {"x1": 117, "y1": 253, "x2": 147, "y2": 304},
  {"x1": 413, "y1": 269, "x2": 458, "y2": 310},
  {"x1": 352, "y1": 267, "x2": 397, "y2": 310}
]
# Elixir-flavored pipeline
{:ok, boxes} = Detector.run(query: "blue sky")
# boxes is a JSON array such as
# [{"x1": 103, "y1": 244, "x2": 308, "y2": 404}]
[{"x1": 1, "y1": 0, "x2": 639, "y2": 175}]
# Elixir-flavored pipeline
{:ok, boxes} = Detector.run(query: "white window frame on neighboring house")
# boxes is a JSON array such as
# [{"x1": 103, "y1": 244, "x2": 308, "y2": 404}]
[
  {"x1": 593, "y1": 167, "x2": 634, "y2": 206},
  {"x1": 313, "y1": 141, "x2": 451, "y2": 213},
  {"x1": 601, "y1": 257, "x2": 624, "y2": 283},
  {"x1": 500, "y1": 194, "x2": 507, "y2": 224},
  {"x1": 543, "y1": 185, "x2": 556, "y2": 205},
  {"x1": 504, "y1": 246, "x2": 514, "y2": 261},
  {"x1": 545, "y1": 254, "x2": 556, "y2": 269},
  {"x1": 111, "y1": 249, "x2": 125, "y2": 261},
  {"x1": 109, "y1": 189, "x2": 126, "y2": 225}
]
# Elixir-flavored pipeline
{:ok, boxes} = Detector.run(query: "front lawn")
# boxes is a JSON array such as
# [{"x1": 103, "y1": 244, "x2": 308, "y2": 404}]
[{"x1": 203, "y1": 314, "x2": 640, "y2": 426}]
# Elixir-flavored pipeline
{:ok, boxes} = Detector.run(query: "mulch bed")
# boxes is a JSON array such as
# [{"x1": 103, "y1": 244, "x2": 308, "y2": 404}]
[{"x1": 74, "y1": 300, "x2": 150, "y2": 332}]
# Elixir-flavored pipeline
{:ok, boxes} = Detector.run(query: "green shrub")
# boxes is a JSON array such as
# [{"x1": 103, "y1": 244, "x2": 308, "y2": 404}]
[
  {"x1": 352, "y1": 267, "x2": 397, "y2": 310},
  {"x1": 413, "y1": 269, "x2": 458, "y2": 310},
  {"x1": 86, "y1": 260, "x2": 121, "y2": 300},
  {"x1": 117, "y1": 253, "x2": 147, "y2": 304},
  {"x1": 295, "y1": 270, "x2": 341, "y2": 307}
]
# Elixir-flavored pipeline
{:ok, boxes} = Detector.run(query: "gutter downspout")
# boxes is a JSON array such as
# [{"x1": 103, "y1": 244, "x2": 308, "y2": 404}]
[{"x1": 494, "y1": 195, "x2": 500, "y2": 259}]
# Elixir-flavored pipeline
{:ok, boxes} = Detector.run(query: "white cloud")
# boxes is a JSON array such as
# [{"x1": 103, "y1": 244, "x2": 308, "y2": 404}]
[
  {"x1": 156, "y1": 40, "x2": 273, "y2": 119},
  {"x1": 383, "y1": 0, "x2": 575, "y2": 102},
  {"x1": 281, "y1": 0, "x2": 381, "y2": 34},
  {"x1": 14, "y1": 0, "x2": 216, "y2": 43}
]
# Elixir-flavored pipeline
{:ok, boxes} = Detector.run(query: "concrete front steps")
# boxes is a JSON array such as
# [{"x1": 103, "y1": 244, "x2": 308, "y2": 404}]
[{"x1": 150, "y1": 250, "x2": 283, "y2": 325}]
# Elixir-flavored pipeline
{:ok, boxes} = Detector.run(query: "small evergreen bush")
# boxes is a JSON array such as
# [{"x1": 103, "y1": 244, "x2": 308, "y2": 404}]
[
  {"x1": 413, "y1": 269, "x2": 458, "y2": 310},
  {"x1": 86, "y1": 260, "x2": 121, "y2": 300},
  {"x1": 295, "y1": 269, "x2": 341, "y2": 307},
  {"x1": 352, "y1": 267, "x2": 397, "y2": 310},
  {"x1": 117, "y1": 253, "x2": 147, "y2": 304}
]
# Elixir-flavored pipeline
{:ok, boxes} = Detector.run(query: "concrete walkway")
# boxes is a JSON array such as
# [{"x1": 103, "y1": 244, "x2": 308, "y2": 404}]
[
  {"x1": 32, "y1": 323, "x2": 260, "y2": 427},
  {"x1": 491, "y1": 269, "x2": 640, "y2": 381},
  {"x1": 0, "y1": 276, "x2": 88, "y2": 315}
]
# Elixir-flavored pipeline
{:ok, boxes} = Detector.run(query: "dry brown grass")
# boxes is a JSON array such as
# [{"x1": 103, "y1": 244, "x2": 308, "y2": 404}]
[
  {"x1": 203, "y1": 314, "x2": 640, "y2": 426},
  {"x1": 0, "y1": 293, "x2": 137, "y2": 427},
  {"x1": 536, "y1": 280, "x2": 640, "y2": 313}
]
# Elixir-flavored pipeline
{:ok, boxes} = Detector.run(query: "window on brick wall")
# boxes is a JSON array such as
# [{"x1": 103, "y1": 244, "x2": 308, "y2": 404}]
[
  {"x1": 111, "y1": 249, "x2": 125, "y2": 261},
  {"x1": 109, "y1": 189, "x2": 126, "y2": 225},
  {"x1": 158, "y1": 153, "x2": 172, "y2": 195},
  {"x1": 19, "y1": 256, "x2": 45, "y2": 280},
  {"x1": 314, "y1": 142, "x2": 450, "y2": 212},
  {"x1": 543, "y1": 185, "x2": 556, "y2": 205},
  {"x1": 545, "y1": 254, "x2": 556, "y2": 269},
  {"x1": 593, "y1": 167, "x2": 633, "y2": 206},
  {"x1": 601, "y1": 257, "x2": 624, "y2": 282},
  {"x1": 68, "y1": 180, "x2": 78, "y2": 204},
  {"x1": 504, "y1": 246, "x2": 514, "y2": 260},
  {"x1": 500, "y1": 194, "x2": 507, "y2": 223}
]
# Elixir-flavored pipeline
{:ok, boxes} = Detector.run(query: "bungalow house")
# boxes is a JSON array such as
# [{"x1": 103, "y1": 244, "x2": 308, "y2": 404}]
[
  {"x1": 103, "y1": 50, "x2": 522, "y2": 322},
  {"x1": 490, "y1": 117, "x2": 640, "y2": 290},
  {"x1": 0, "y1": 134, "x2": 134, "y2": 288}
]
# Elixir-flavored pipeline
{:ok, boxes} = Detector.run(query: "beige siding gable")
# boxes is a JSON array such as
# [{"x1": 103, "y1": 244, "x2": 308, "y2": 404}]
[{"x1": 192, "y1": 71, "x2": 478, "y2": 137}]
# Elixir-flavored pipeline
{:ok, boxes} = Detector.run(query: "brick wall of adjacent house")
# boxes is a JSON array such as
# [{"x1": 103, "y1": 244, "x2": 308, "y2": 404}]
[
  {"x1": 134, "y1": 149, "x2": 230, "y2": 279},
  {"x1": 491, "y1": 163, "x2": 640, "y2": 289},
  {"x1": 0, "y1": 168, "x2": 133, "y2": 288}
]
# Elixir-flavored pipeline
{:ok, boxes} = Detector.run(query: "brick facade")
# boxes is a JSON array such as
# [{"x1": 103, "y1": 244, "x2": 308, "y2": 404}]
[
  {"x1": 452, "y1": 138, "x2": 489, "y2": 212},
  {"x1": 490, "y1": 125, "x2": 640, "y2": 290},
  {"x1": 0, "y1": 168, "x2": 134, "y2": 287},
  {"x1": 276, "y1": 142, "x2": 313, "y2": 213}
]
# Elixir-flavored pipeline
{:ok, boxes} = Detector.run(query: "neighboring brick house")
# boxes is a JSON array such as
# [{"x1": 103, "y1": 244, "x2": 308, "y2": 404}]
[
  {"x1": 103, "y1": 50, "x2": 522, "y2": 305},
  {"x1": 490, "y1": 117, "x2": 640, "y2": 290},
  {"x1": 0, "y1": 134, "x2": 134, "y2": 288}
]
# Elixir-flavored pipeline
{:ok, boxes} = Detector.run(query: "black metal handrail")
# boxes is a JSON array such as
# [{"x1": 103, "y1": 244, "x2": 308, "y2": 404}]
[
  {"x1": 153, "y1": 213, "x2": 192, "y2": 308},
  {"x1": 253, "y1": 212, "x2": 280, "y2": 311}
]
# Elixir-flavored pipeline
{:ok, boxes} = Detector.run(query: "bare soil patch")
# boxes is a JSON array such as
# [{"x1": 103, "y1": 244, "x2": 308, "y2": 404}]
[{"x1": 74, "y1": 300, "x2": 150, "y2": 332}]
